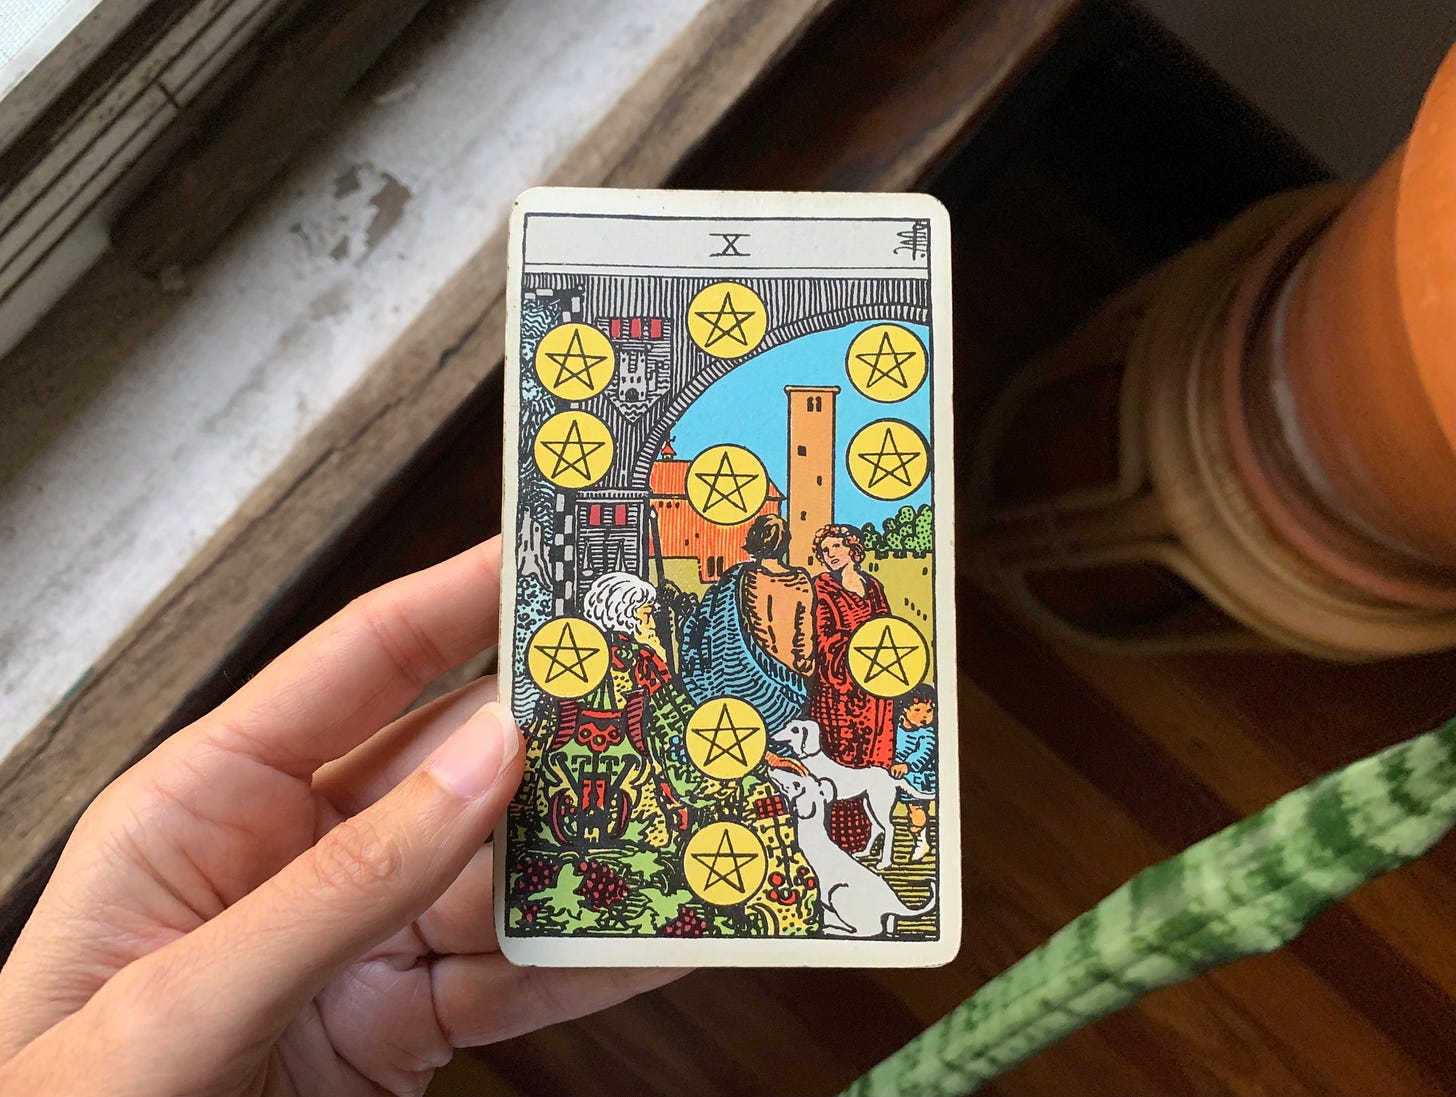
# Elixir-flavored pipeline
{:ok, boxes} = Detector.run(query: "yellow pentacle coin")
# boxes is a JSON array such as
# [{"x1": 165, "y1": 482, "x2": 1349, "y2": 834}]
[
  {"x1": 534, "y1": 323, "x2": 615, "y2": 399},
  {"x1": 686, "y1": 444, "x2": 768, "y2": 525},
  {"x1": 845, "y1": 323, "x2": 927, "y2": 401},
  {"x1": 684, "y1": 822, "x2": 768, "y2": 906},
  {"x1": 847, "y1": 616, "x2": 930, "y2": 698},
  {"x1": 846, "y1": 419, "x2": 929, "y2": 501},
  {"x1": 686, "y1": 281, "x2": 767, "y2": 358},
  {"x1": 533, "y1": 410, "x2": 614, "y2": 489},
  {"x1": 526, "y1": 616, "x2": 609, "y2": 698},
  {"x1": 686, "y1": 697, "x2": 766, "y2": 780}
]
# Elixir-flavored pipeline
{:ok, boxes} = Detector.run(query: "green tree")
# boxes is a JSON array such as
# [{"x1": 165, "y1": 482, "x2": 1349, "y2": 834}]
[
  {"x1": 909, "y1": 503, "x2": 934, "y2": 557},
  {"x1": 860, "y1": 521, "x2": 883, "y2": 558},
  {"x1": 883, "y1": 505, "x2": 916, "y2": 558},
  {"x1": 880, "y1": 513, "x2": 901, "y2": 556}
]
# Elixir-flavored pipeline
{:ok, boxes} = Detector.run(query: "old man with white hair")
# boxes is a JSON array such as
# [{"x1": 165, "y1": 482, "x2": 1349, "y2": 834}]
[{"x1": 579, "y1": 571, "x2": 697, "y2": 824}]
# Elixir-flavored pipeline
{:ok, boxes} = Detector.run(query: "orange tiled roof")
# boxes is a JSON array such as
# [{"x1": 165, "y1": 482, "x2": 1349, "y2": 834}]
[{"x1": 649, "y1": 458, "x2": 783, "y2": 500}]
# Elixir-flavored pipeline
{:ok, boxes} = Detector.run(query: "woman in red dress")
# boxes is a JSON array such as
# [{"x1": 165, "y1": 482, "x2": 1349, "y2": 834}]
[{"x1": 808, "y1": 524, "x2": 895, "y2": 770}]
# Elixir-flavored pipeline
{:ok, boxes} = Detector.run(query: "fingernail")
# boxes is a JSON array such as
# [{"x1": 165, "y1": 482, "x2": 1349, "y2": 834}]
[
  {"x1": 425, "y1": 700, "x2": 520, "y2": 799},
  {"x1": 485, "y1": 700, "x2": 521, "y2": 767}
]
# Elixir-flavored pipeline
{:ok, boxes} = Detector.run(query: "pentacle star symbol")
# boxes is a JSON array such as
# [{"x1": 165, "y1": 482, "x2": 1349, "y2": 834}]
[
  {"x1": 691, "y1": 703, "x2": 758, "y2": 767},
  {"x1": 852, "y1": 623, "x2": 918, "y2": 689},
  {"x1": 855, "y1": 426, "x2": 921, "y2": 490},
  {"x1": 694, "y1": 451, "x2": 758, "y2": 513},
  {"x1": 855, "y1": 331, "x2": 916, "y2": 389},
  {"x1": 693, "y1": 290, "x2": 757, "y2": 351},
  {"x1": 690, "y1": 830, "x2": 758, "y2": 894},
  {"x1": 544, "y1": 329, "x2": 606, "y2": 390},
  {"x1": 536, "y1": 623, "x2": 601, "y2": 686},
  {"x1": 539, "y1": 418, "x2": 606, "y2": 481}
]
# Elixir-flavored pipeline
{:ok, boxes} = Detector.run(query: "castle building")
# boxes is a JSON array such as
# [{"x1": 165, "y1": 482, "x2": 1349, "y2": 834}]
[
  {"x1": 551, "y1": 312, "x2": 668, "y2": 610},
  {"x1": 785, "y1": 385, "x2": 839, "y2": 572},
  {"x1": 604, "y1": 314, "x2": 671, "y2": 422},
  {"x1": 571, "y1": 488, "x2": 650, "y2": 596},
  {"x1": 648, "y1": 441, "x2": 784, "y2": 586}
]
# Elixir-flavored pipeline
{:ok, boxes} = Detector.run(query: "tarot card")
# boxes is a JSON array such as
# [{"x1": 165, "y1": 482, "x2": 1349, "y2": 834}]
[{"x1": 497, "y1": 188, "x2": 959, "y2": 967}]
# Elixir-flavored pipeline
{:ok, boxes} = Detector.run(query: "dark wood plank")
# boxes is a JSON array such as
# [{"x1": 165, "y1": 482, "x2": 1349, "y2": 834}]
[
  {"x1": 959, "y1": 587, "x2": 1456, "y2": 1091},
  {"x1": 672, "y1": 0, "x2": 1079, "y2": 192}
]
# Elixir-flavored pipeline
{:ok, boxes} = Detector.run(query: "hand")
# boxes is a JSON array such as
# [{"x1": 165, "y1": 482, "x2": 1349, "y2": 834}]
[
  {"x1": 0, "y1": 538, "x2": 681, "y2": 1097},
  {"x1": 889, "y1": 763, "x2": 909, "y2": 779}
]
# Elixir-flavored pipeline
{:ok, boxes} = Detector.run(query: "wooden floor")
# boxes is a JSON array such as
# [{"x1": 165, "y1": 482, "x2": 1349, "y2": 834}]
[{"x1": 239, "y1": 3, "x2": 1456, "y2": 1094}]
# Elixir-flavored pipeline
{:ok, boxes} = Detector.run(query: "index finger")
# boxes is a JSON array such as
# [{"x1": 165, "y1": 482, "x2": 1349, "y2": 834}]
[{"x1": 205, "y1": 537, "x2": 503, "y2": 778}]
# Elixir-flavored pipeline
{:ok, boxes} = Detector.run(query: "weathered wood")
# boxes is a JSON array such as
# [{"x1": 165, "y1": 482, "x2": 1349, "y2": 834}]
[
  {"x1": 110, "y1": 0, "x2": 435, "y2": 274},
  {"x1": 0, "y1": 0, "x2": 307, "y2": 353},
  {"x1": 673, "y1": 0, "x2": 1079, "y2": 191},
  {"x1": 0, "y1": 0, "x2": 155, "y2": 157},
  {"x1": 4, "y1": 0, "x2": 754, "y2": 759},
  {"x1": 0, "y1": 0, "x2": 1087, "y2": 939},
  {"x1": 0, "y1": 0, "x2": 832, "y2": 938}
]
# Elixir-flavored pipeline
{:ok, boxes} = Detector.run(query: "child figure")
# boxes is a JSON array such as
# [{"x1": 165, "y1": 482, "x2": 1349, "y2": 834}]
[{"x1": 890, "y1": 684, "x2": 938, "y2": 863}]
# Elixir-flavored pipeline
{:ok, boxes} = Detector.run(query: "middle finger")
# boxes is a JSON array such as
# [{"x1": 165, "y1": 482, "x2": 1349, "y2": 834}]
[
  {"x1": 416, "y1": 843, "x2": 498, "y2": 957},
  {"x1": 431, "y1": 953, "x2": 688, "y2": 1047}
]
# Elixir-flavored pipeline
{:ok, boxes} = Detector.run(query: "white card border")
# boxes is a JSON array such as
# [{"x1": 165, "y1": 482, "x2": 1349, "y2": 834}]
[{"x1": 496, "y1": 187, "x2": 960, "y2": 968}]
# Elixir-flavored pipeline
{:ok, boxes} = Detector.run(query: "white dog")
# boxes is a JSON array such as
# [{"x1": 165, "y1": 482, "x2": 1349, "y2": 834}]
[
  {"x1": 771, "y1": 719, "x2": 932, "y2": 869},
  {"x1": 766, "y1": 767, "x2": 936, "y2": 938}
]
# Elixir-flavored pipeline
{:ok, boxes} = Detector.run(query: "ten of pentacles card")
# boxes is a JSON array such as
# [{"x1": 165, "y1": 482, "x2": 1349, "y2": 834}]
[{"x1": 496, "y1": 188, "x2": 959, "y2": 967}]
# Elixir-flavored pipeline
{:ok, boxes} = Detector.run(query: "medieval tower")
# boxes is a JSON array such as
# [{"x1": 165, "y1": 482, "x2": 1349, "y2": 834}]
[{"x1": 785, "y1": 385, "x2": 839, "y2": 571}]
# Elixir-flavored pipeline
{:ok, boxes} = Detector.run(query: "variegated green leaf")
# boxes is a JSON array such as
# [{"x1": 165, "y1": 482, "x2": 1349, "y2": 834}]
[{"x1": 843, "y1": 717, "x2": 1456, "y2": 1097}]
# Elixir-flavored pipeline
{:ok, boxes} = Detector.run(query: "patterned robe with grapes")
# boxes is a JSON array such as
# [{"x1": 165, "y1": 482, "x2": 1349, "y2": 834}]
[
  {"x1": 507, "y1": 633, "x2": 704, "y2": 935},
  {"x1": 586, "y1": 632, "x2": 698, "y2": 835}
]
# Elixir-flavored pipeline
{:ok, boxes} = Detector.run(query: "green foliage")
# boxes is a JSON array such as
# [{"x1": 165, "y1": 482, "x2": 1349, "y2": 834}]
[
  {"x1": 639, "y1": 884, "x2": 696, "y2": 923},
  {"x1": 620, "y1": 846, "x2": 676, "y2": 889},
  {"x1": 909, "y1": 504, "x2": 933, "y2": 557},
  {"x1": 875, "y1": 504, "x2": 932, "y2": 558},
  {"x1": 549, "y1": 866, "x2": 604, "y2": 933},
  {"x1": 842, "y1": 717, "x2": 1456, "y2": 1097},
  {"x1": 860, "y1": 522, "x2": 883, "y2": 557}
]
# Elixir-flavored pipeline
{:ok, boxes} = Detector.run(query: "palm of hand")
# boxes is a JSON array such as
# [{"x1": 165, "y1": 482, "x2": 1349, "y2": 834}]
[
  {"x1": 114, "y1": 749, "x2": 458, "y2": 1096},
  {"x1": 7, "y1": 687, "x2": 497, "y2": 1097}
]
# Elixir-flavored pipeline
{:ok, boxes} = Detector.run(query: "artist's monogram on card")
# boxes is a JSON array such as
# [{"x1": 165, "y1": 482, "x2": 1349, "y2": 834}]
[{"x1": 500, "y1": 190, "x2": 958, "y2": 966}]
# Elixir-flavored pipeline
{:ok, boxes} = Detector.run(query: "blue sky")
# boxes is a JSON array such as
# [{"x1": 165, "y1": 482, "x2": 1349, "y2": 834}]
[{"x1": 671, "y1": 320, "x2": 933, "y2": 529}]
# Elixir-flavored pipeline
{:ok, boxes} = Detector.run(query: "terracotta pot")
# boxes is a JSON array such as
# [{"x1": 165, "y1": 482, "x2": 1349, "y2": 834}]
[
  {"x1": 1230, "y1": 43, "x2": 1456, "y2": 595},
  {"x1": 967, "y1": 43, "x2": 1456, "y2": 658}
]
